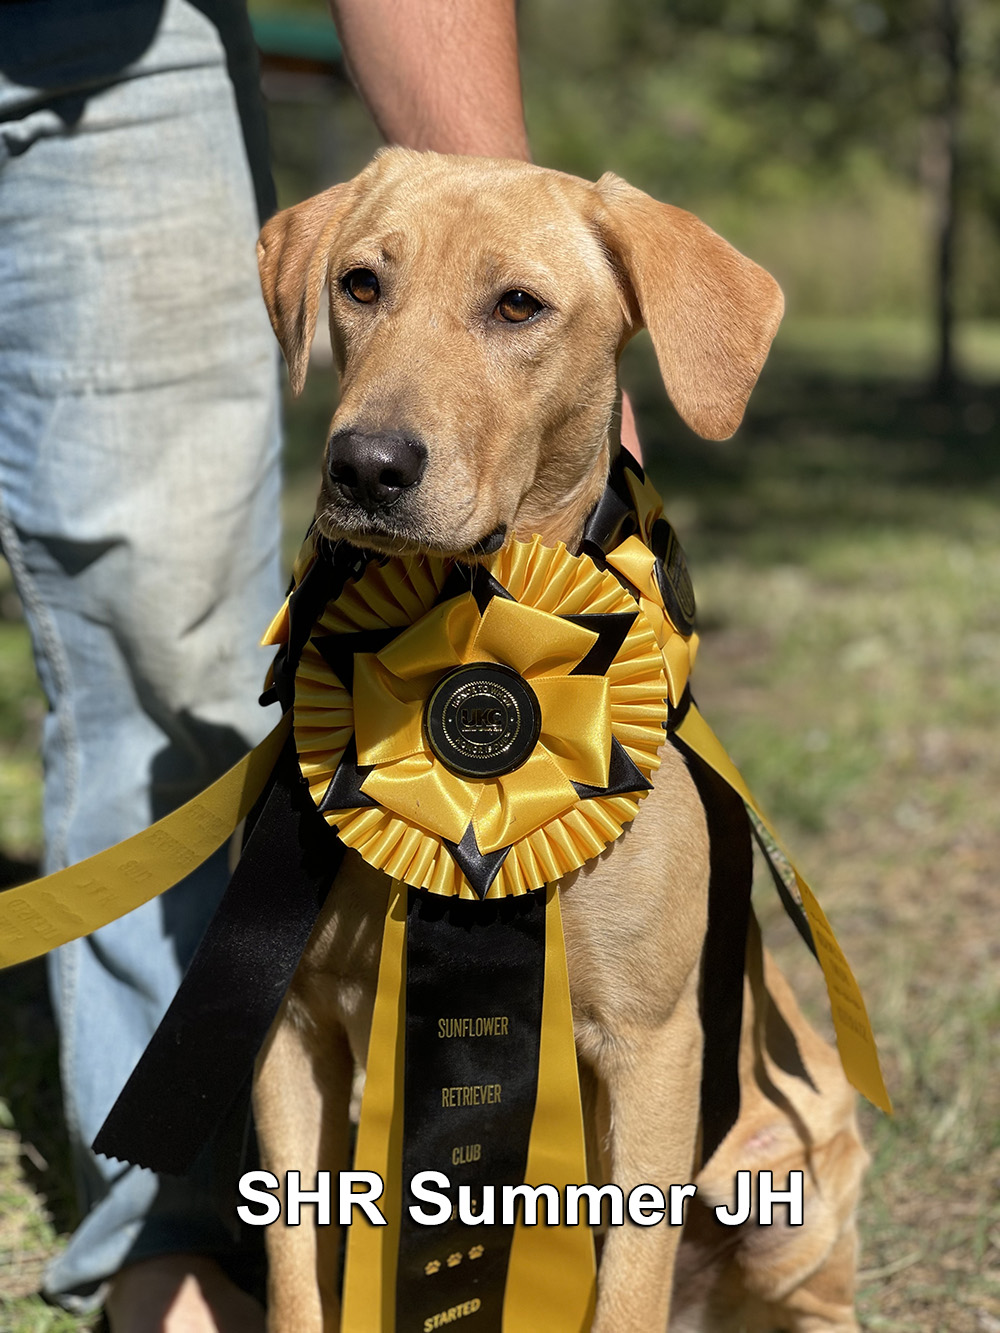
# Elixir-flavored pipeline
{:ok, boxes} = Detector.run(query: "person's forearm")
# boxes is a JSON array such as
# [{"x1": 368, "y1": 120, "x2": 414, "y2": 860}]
[{"x1": 330, "y1": 0, "x2": 530, "y2": 160}]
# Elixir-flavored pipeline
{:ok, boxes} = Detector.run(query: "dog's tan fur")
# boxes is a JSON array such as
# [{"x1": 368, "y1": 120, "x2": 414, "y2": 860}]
[{"x1": 253, "y1": 150, "x2": 868, "y2": 1333}]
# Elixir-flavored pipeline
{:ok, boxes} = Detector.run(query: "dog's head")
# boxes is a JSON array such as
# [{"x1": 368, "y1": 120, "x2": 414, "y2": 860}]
[{"x1": 258, "y1": 149, "x2": 782, "y2": 557}]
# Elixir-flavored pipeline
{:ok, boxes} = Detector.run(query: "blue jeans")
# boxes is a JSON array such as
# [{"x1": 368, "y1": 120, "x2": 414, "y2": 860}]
[{"x1": 0, "y1": 0, "x2": 282, "y2": 1310}]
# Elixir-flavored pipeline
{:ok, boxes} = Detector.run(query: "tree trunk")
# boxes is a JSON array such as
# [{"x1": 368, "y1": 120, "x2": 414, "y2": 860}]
[{"x1": 931, "y1": 0, "x2": 962, "y2": 396}]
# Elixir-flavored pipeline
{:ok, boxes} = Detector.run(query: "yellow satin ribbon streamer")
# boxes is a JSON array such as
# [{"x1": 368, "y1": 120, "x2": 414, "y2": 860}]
[
  {"x1": 504, "y1": 885, "x2": 597, "y2": 1331},
  {"x1": 342, "y1": 883, "x2": 596, "y2": 1333},
  {"x1": 0, "y1": 714, "x2": 291, "y2": 970},
  {"x1": 676, "y1": 704, "x2": 892, "y2": 1114},
  {"x1": 342, "y1": 879, "x2": 408, "y2": 1333}
]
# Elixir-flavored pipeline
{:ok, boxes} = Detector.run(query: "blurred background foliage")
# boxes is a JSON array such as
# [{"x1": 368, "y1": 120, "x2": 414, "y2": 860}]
[{"x1": 255, "y1": 0, "x2": 1000, "y2": 378}]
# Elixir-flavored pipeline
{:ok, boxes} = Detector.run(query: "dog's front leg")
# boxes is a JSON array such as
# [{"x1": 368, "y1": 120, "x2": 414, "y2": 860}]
[
  {"x1": 254, "y1": 996, "x2": 354, "y2": 1333},
  {"x1": 590, "y1": 967, "x2": 703, "y2": 1332}
]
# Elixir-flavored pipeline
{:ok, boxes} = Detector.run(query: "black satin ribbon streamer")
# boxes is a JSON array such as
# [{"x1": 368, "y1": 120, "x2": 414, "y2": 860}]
[
  {"x1": 94, "y1": 735, "x2": 342, "y2": 1174},
  {"x1": 670, "y1": 735, "x2": 754, "y2": 1165},
  {"x1": 397, "y1": 888, "x2": 546, "y2": 1333},
  {"x1": 752, "y1": 824, "x2": 818, "y2": 960}
]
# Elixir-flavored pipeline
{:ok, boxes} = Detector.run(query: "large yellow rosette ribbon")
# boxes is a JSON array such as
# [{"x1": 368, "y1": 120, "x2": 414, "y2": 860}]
[{"x1": 288, "y1": 537, "x2": 669, "y2": 899}]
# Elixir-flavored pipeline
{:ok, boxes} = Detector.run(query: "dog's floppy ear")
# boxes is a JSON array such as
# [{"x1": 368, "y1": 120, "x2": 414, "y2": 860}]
[
  {"x1": 257, "y1": 180, "x2": 357, "y2": 395},
  {"x1": 592, "y1": 173, "x2": 783, "y2": 440}
]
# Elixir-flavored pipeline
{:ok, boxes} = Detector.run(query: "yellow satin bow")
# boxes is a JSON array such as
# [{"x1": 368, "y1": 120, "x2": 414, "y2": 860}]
[{"x1": 355, "y1": 594, "x2": 611, "y2": 853}]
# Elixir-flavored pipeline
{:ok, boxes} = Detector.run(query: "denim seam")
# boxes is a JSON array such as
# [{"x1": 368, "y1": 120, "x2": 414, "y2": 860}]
[{"x1": 0, "y1": 485, "x2": 83, "y2": 1144}]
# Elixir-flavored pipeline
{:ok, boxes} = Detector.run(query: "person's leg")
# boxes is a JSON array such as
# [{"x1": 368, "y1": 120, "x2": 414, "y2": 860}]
[{"x1": 0, "y1": 0, "x2": 282, "y2": 1313}]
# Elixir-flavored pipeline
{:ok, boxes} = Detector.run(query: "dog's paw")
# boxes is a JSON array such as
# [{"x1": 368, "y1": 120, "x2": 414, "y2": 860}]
[
  {"x1": 446, "y1": 1252, "x2": 463, "y2": 1268},
  {"x1": 468, "y1": 1245, "x2": 484, "y2": 1260},
  {"x1": 424, "y1": 1260, "x2": 441, "y2": 1276}
]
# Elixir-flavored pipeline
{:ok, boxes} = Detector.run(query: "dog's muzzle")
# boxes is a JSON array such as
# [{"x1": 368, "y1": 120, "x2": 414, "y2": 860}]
[{"x1": 326, "y1": 428, "x2": 427, "y2": 512}]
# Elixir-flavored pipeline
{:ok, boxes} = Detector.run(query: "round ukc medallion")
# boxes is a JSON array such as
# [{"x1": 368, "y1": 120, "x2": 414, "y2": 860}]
[{"x1": 424, "y1": 662, "x2": 541, "y2": 779}]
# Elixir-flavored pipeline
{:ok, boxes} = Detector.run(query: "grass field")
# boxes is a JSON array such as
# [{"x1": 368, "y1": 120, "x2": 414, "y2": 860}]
[{"x1": 1, "y1": 318, "x2": 998, "y2": 1331}]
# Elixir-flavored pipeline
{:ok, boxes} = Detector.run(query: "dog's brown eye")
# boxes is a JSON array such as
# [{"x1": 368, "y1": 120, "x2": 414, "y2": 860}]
[
  {"x1": 493, "y1": 289, "x2": 543, "y2": 323},
  {"x1": 342, "y1": 268, "x2": 380, "y2": 304}
]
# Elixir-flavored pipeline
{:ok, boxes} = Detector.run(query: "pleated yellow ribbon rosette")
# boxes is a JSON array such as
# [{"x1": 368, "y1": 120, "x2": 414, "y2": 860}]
[{"x1": 287, "y1": 536, "x2": 670, "y2": 899}]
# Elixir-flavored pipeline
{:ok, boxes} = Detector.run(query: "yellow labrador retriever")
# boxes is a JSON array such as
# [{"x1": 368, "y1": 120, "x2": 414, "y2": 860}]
[{"x1": 253, "y1": 149, "x2": 868, "y2": 1333}]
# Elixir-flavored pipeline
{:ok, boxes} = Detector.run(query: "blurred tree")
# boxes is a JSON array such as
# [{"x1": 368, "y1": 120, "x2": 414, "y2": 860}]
[
  {"x1": 926, "y1": 0, "x2": 961, "y2": 394},
  {"x1": 520, "y1": 0, "x2": 1000, "y2": 387},
  {"x1": 248, "y1": 0, "x2": 1000, "y2": 377}
]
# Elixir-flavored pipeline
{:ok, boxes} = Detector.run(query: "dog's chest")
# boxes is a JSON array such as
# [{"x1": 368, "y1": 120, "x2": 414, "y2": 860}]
[{"x1": 559, "y1": 751, "x2": 710, "y2": 1049}]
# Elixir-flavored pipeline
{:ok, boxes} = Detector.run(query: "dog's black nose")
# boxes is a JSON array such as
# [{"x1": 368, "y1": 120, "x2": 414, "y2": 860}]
[{"x1": 326, "y1": 430, "x2": 428, "y2": 511}]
